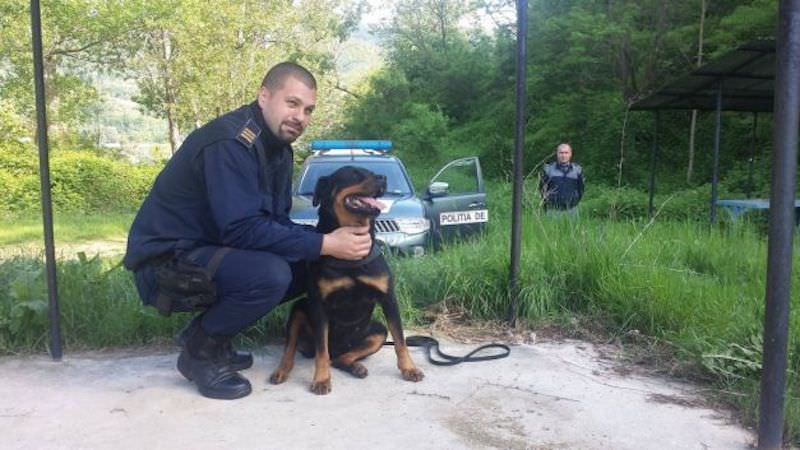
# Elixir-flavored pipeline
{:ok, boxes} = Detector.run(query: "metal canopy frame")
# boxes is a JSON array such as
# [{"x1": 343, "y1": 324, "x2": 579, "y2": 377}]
[
  {"x1": 508, "y1": 0, "x2": 527, "y2": 325},
  {"x1": 632, "y1": 38, "x2": 776, "y2": 113},
  {"x1": 30, "y1": 0, "x2": 62, "y2": 360},
  {"x1": 758, "y1": 2, "x2": 799, "y2": 448},
  {"x1": 632, "y1": 38, "x2": 777, "y2": 223}
]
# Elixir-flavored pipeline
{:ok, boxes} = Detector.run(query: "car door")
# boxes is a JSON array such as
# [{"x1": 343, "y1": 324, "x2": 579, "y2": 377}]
[{"x1": 424, "y1": 156, "x2": 488, "y2": 247}]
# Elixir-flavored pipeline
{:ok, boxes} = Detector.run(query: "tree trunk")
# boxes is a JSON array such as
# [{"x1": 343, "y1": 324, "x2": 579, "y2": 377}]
[
  {"x1": 43, "y1": 56, "x2": 59, "y2": 141},
  {"x1": 687, "y1": 0, "x2": 706, "y2": 184},
  {"x1": 687, "y1": 110, "x2": 698, "y2": 183},
  {"x1": 167, "y1": 108, "x2": 180, "y2": 154},
  {"x1": 437, "y1": 0, "x2": 448, "y2": 57},
  {"x1": 160, "y1": 30, "x2": 180, "y2": 154}
]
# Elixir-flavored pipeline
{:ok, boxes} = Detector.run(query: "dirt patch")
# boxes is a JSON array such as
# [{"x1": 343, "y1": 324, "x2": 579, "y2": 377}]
[{"x1": 418, "y1": 302, "x2": 536, "y2": 344}]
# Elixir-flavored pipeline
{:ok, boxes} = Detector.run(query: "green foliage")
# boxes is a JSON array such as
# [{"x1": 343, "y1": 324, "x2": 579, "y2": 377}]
[
  {"x1": 391, "y1": 103, "x2": 449, "y2": 180},
  {"x1": 130, "y1": 0, "x2": 360, "y2": 148},
  {"x1": 341, "y1": 0, "x2": 783, "y2": 197},
  {"x1": 341, "y1": 68, "x2": 414, "y2": 138},
  {"x1": 0, "y1": 252, "x2": 291, "y2": 352},
  {"x1": 0, "y1": 254, "x2": 169, "y2": 351},
  {"x1": 707, "y1": 0, "x2": 778, "y2": 52},
  {"x1": 0, "y1": 0, "x2": 153, "y2": 141},
  {"x1": 0, "y1": 99, "x2": 28, "y2": 142},
  {"x1": 581, "y1": 185, "x2": 651, "y2": 220},
  {"x1": 701, "y1": 332, "x2": 764, "y2": 381},
  {"x1": 0, "y1": 144, "x2": 161, "y2": 213},
  {"x1": 0, "y1": 257, "x2": 41, "y2": 350},
  {"x1": 580, "y1": 184, "x2": 713, "y2": 222},
  {"x1": 1, "y1": 0, "x2": 360, "y2": 147}
]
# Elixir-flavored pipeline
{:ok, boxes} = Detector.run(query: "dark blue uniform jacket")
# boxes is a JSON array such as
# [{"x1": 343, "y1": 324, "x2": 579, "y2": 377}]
[
  {"x1": 123, "y1": 101, "x2": 322, "y2": 271},
  {"x1": 540, "y1": 162, "x2": 585, "y2": 210}
]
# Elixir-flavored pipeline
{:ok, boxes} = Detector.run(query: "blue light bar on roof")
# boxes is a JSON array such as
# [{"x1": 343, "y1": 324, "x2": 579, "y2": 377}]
[{"x1": 311, "y1": 140, "x2": 393, "y2": 151}]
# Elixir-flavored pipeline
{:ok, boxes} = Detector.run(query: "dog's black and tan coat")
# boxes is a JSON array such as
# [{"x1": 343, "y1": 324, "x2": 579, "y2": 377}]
[{"x1": 270, "y1": 166, "x2": 424, "y2": 394}]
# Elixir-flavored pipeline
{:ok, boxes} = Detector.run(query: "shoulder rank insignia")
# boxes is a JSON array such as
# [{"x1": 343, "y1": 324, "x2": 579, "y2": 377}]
[{"x1": 236, "y1": 119, "x2": 262, "y2": 148}]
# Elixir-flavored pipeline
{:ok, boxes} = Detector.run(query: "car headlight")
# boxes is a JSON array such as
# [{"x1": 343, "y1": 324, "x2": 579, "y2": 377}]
[{"x1": 394, "y1": 218, "x2": 430, "y2": 234}]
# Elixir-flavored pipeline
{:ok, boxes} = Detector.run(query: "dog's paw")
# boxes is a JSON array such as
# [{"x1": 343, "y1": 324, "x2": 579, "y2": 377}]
[
  {"x1": 269, "y1": 369, "x2": 289, "y2": 385},
  {"x1": 401, "y1": 367, "x2": 424, "y2": 382},
  {"x1": 333, "y1": 360, "x2": 369, "y2": 378},
  {"x1": 349, "y1": 362, "x2": 368, "y2": 379},
  {"x1": 310, "y1": 378, "x2": 332, "y2": 395}
]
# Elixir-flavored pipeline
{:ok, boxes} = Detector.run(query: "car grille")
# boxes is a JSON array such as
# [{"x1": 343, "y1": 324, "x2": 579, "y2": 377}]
[{"x1": 375, "y1": 219, "x2": 399, "y2": 233}]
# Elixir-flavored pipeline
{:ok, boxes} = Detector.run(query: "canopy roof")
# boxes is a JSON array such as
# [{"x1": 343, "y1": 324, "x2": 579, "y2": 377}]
[{"x1": 631, "y1": 39, "x2": 775, "y2": 112}]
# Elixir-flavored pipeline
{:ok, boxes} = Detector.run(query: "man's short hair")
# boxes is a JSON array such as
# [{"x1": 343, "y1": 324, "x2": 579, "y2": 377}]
[{"x1": 261, "y1": 62, "x2": 317, "y2": 91}]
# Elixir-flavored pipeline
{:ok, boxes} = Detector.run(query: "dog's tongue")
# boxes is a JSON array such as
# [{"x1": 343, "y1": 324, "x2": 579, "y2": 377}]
[{"x1": 358, "y1": 196, "x2": 386, "y2": 210}]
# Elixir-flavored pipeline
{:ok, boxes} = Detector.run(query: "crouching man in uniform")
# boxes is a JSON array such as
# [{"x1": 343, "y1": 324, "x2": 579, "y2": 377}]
[{"x1": 123, "y1": 62, "x2": 372, "y2": 400}]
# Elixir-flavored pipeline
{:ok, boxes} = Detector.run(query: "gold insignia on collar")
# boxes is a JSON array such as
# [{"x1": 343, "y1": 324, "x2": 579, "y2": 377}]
[
  {"x1": 236, "y1": 119, "x2": 262, "y2": 148},
  {"x1": 239, "y1": 127, "x2": 257, "y2": 144}
]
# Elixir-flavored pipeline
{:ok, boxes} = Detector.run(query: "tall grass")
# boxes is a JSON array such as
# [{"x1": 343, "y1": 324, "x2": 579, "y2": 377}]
[{"x1": 0, "y1": 252, "x2": 296, "y2": 353}]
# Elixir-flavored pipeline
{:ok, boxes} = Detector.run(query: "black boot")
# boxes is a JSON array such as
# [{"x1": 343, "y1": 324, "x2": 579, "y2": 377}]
[
  {"x1": 176, "y1": 315, "x2": 253, "y2": 371},
  {"x1": 176, "y1": 324, "x2": 252, "y2": 400}
]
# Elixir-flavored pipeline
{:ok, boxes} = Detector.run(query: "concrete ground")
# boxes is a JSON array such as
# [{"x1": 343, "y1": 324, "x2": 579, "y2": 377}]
[{"x1": 0, "y1": 338, "x2": 754, "y2": 450}]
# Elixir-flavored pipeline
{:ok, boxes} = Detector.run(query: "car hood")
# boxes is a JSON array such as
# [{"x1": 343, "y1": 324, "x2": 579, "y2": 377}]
[{"x1": 290, "y1": 194, "x2": 425, "y2": 221}]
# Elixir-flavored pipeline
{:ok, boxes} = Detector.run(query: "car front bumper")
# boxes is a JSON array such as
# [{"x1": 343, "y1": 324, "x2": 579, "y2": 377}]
[{"x1": 376, "y1": 230, "x2": 428, "y2": 256}]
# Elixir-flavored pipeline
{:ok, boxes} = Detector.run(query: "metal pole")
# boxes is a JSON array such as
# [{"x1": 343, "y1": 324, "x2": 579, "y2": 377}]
[
  {"x1": 30, "y1": 0, "x2": 62, "y2": 360},
  {"x1": 508, "y1": 0, "x2": 527, "y2": 326},
  {"x1": 757, "y1": 1, "x2": 800, "y2": 448},
  {"x1": 647, "y1": 111, "x2": 660, "y2": 218},
  {"x1": 747, "y1": 112, "x2": 758, "y2": 198},
  {"x1": 709, "y1": 82, "x2": 723, "y2": 224}
]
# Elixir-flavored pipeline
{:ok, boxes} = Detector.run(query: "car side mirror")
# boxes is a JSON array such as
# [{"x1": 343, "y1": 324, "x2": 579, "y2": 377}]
[{"x1": 427, "y1": 181, "x2": 449, "y2": 198}]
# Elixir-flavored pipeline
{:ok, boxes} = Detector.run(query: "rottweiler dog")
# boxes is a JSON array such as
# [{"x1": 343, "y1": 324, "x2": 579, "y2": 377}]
[{"x1": 269, "y1": 166, "x2": 424, "y2": 395}]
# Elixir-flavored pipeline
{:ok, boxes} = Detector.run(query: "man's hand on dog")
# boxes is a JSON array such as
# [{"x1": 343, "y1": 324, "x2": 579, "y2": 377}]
[{"x1": 321, "y1": 225, "x2": 372, "y2": 260}]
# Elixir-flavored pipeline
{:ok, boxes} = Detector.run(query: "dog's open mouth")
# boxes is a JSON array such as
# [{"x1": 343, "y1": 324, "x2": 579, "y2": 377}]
[{"x1": 344, "y1": 194, "x2": 386, "y2": 215}]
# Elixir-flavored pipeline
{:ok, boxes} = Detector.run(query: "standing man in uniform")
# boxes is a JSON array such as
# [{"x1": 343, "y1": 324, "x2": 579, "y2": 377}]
[
  {"x1": 539, "y1": 143, "x2": 585, "y2": 215},
  {"x1": 124, "y1": 62, "x2": 372, "y2": 400}
]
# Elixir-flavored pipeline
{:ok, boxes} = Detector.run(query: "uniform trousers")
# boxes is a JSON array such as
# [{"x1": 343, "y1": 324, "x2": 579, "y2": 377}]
[{"x1": 134, "y1": 246, "x2": 306, "y2": 336}]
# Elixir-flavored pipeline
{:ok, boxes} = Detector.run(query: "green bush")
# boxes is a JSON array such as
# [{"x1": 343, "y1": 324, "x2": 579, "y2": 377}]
[
  {"x1": 579, "y1": 184, "x2": 728, "y2": 223},
  {"x1": 392, "y1": 103, "x2": 450, "y2": 185},
  {"x1": 581, "y1": 185, "x2": 650, "y2": 220},
  {"x1": 0, "y1": 144, "x2": 161, "y2": 214},
  {"x1": 0, "y1": 171, "x2": 40, "y2": 212},
  {"x1": 656, "y1": 187, "x2": 712, "y2": 221}
]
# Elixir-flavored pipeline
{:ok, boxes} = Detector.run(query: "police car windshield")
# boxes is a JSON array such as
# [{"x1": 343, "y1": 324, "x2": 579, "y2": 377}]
[{"x1": 297, "y1": 161, "x2": 412, "y2": 196}]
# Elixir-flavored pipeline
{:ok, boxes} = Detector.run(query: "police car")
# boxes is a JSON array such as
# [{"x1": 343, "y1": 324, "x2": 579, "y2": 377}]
[{"x1": 290, "y1": 140, "x2": 488, "y2": 256}]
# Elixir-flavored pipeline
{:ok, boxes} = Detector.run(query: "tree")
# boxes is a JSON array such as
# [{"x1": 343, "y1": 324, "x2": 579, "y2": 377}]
[
  {"x1": 0, "y1": 0, "x2": 152, "y2": 142},
  {"x1": 687, "y1": 0, "x2": 706, "y2": 184},
  {"x1": 129, "y1": 0, "x2": 362, "y2": 153}
]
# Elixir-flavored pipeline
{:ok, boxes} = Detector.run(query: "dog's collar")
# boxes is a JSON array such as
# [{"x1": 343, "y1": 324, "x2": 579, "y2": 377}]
[{"x1": 320, "y1": 244, "x2": 382, "y2": 269}]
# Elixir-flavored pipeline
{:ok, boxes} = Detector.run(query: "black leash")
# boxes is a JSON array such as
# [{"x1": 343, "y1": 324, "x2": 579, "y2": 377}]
[{"x1": 386, "y1": 335, "x2": 511, "y2": 366}]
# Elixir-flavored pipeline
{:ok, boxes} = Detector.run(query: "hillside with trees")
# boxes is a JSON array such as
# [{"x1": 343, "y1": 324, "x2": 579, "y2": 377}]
[{"x1": 339, "y1": 0, "x2": 779, "y2": 198}]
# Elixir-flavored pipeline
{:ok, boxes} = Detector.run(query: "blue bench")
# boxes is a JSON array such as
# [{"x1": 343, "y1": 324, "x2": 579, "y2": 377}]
[{"x1": 717, "y1": 199, "x2": 800, "y2": 224}]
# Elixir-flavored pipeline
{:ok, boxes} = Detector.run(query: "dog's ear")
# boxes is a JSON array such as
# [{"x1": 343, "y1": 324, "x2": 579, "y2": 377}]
[{"x1": 313, "y1": 176, "x2": 331, "y2": 207}]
